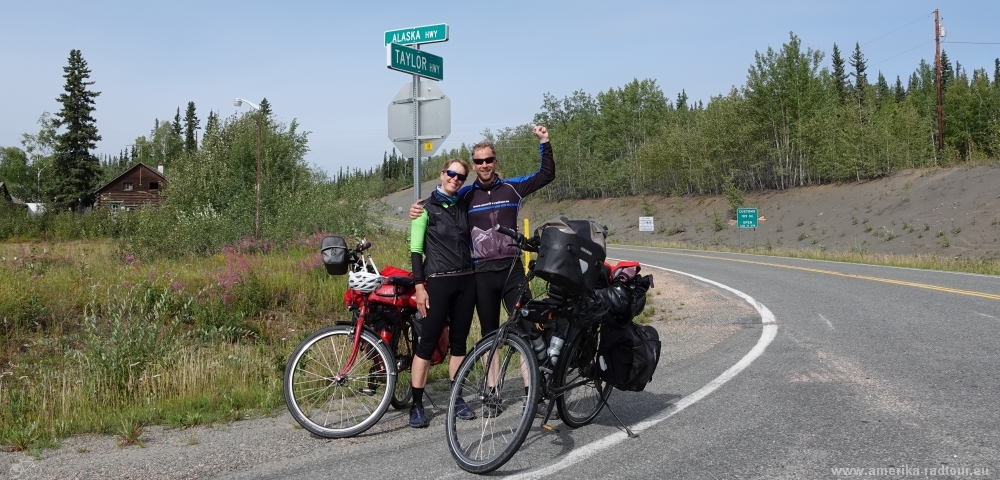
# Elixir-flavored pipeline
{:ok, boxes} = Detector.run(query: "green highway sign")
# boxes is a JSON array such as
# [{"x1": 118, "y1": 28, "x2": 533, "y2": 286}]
[
  {"x1": 384, "y1": 24, "x2": 449, "y2": 46},
  {"x1": 737, "y1": 208, "x2": 758, "y2": 229},
  {"x1": 387, "y1": 43, "x2": 443, "y2": 81}
]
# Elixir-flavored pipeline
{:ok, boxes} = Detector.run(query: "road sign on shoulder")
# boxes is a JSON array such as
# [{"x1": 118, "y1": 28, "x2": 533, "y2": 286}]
[
  {"x1": 639, "y1": 216, "x2": 654, "y2": 232},
  {"x1": 384, "y1": 24, "x2": 449, "y2": 46},
  {"x1": 387, "y1": 43, "x2": 443, "y2": 81},
  {"x1": 737, "y1": 208, "x2": 758, "y2": 229}
]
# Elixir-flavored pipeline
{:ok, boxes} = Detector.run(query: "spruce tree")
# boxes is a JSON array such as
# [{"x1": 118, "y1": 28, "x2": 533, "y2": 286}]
[
  {"x1": 831, "y1": 43, "x2": 849, "y2": 104},
  {"x1": 994, "y1": 58, "x2": 999, "y2": 87},
  {"x1": 184, "y1": 101, "x2": 200, "y2": 154},
  {"x1": 875, "y1": 72, "x2": 891, "y2": 105},
  {"x1": 259, "y1": 98, "x2": 272, "y2": 122},
  {"x1": 893, "y1": 75, "x2": 906, "y2": 102},
  {"x1": 849, "y1": 42, "x2": 868, "y2": 104},
  {"x1": 940, "y1": 51, "x2": 954, "y2": 91},
  {"x1": 203, "y1": 110, "x2": 219, "y2": 144},
  {"x1": 676, "y1": 89, "x2": 689, "y2": 112},
  {"x1": 49, "y1": 49, "x2": 102, "y2": 212},
  {"x1": 167, "y1": 108, "x2": 183, "y2": 161}
]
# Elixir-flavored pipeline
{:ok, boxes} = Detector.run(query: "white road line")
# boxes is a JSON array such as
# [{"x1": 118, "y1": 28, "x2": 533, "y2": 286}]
[
  {"x1": 975, "y1": 311, "x2": 997, "y2": 320},
  {"x1": 819, "y1": 313, "x2": 835, "y2": 330},
  {"x1": 511, "y1": 263, "x2": 778, "y2": 479}
]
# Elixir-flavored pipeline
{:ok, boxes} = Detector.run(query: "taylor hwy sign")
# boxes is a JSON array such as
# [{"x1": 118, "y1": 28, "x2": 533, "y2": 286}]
[{"x1": 387, "y1": 43, "x2": 444, "y2": 81}]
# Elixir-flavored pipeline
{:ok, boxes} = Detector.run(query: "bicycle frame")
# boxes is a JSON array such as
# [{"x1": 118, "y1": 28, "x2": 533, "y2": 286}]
[
  {"x1": 477, "y1": 270, "x2": 607, "y2": 426},
  {"x1": 336, "y1": 246, "x2": 417, "y2": 383}
]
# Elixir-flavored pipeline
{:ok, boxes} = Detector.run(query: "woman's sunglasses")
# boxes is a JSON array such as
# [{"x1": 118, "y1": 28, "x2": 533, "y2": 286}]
[
  {"x1": 443, "y1": 169, "x2": 467, "y2": 181},
  {"x1": 472, "y1": 156, "x2": 496, "y2": 165}
]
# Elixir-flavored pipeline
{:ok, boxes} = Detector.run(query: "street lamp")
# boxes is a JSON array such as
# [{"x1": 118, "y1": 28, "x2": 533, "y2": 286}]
[{"x1": 234, "y1": 97, "x2": 262, "y2": 239}]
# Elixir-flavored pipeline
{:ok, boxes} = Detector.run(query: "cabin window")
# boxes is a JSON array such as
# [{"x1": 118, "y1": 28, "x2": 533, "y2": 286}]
[
  {"x1": 123, "y1": 182, "x2": 133, "y2": 191},
  {"x1": 125, "y1": 205, "x2": 138, "y2": 212},
  {"x1": 110, "y1": 202, "x2": 122, "y2": 212},
  {"x1": 149, "y1": 181, "x2": 159, "y2": 190}
]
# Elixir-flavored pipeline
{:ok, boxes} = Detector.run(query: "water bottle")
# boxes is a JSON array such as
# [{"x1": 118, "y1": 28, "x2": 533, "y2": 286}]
[
  {"x1": 547, "y1": 336, "x2": 565, "y2": 365},
  {"x1": 530, "y1": 333, "x2": 547, "y2": 361}
]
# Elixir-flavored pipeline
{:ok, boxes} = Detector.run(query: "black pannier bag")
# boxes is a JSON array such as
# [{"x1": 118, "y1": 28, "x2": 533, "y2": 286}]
[
  {"x1": 320, "y1": 236, "x2": 349, "y2": 275},
  {"x1": 597, "y1": 321, "x2": 661, "y2": 392},
  {"x1": 532, "y1": 216, "x2": 607, "y2": 296}
]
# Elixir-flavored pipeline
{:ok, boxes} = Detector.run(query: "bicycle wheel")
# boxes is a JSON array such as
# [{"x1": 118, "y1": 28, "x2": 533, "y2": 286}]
[
  {"x1": 555, "y1": 326, "x2": 612, "y2": 428},
  {"x1": 446, "y1": 331, "x2": 539, "y2": 474},
  {"x1": 390, "y1": 317, "x2": 414, "y2": 409},
  {"x1": 284, "y1": 325, "x2": 396, "y2": 438}
]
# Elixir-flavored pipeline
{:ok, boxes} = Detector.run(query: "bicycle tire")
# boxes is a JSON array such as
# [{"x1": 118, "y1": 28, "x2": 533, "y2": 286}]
[
  {"x1": 555, "y1": 326, "x2": 611, "y2": 428},
  {"x1": 390, "y1": 316, "x2": 414, "y2": 409},
  {"x1": 446, "y1": 331, "x2": 539, "y2": 474},
  {"x1": 284, "y1": 325, "x2": 396, "y2": 438}
]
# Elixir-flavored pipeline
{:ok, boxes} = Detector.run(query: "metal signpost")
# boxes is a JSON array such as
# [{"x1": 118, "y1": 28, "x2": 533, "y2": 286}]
[
  {"x1": 736, "y1": 207, "x2": 758, "y2": 248},
  {"x1": 384, "y1": 23, "x2": 450, "y2": 201}
]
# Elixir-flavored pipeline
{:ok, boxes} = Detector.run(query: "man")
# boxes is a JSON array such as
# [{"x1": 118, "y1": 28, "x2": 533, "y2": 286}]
[{"x1": 411, "y1": 125, "x2": 554, "y2": 336}]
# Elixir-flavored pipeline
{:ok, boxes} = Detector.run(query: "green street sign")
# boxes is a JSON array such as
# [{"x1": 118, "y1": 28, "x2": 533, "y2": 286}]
[
  {"x1": 737, "y1": 208, "x2": 759, "y2": 229},
  {"x1": 384, "y1": 24, "x2": 449, "y2": 46},
  {"x1": 387, "y1": 43, "x2": 443, "y2": 81}
]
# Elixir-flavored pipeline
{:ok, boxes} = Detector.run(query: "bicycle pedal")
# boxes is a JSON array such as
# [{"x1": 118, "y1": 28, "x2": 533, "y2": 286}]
[{"x1": 361, "y1": 388, "x2": 376, "y2": 396}]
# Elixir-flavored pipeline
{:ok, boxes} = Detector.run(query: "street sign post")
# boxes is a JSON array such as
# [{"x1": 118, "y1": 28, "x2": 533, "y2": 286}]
[
  {"x1": 384, "y1": 23, "x2": 449, "y2": 200},
  {"x1": 388, "y1": 81, "x2": 450, "y2": 157},
  {"x1": 736, "y1": 207, "x2": 758, "y2": 248},
  {"x1": 384, "y1": 24, "x2": 449, "y2": 46},
  {"x1": 387, "y1": 43, "x2": 443, "y2": 81}
]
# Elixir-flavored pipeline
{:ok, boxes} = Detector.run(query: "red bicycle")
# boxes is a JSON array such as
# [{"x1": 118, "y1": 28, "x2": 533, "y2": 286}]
[{"x1": 283, "y1": 237, "x2": 444, "y2": 438}]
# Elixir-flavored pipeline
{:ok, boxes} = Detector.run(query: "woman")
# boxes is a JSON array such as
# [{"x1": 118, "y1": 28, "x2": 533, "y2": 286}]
[{"x1": 408, "y1": 158, "x2": 477, "y2": 428}]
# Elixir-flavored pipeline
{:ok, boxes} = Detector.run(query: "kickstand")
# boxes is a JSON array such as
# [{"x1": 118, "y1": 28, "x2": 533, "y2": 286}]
[
  {"x1": 603, "y1": 399, "x2": 638, "y2": 438},
  {"x1": 539, "y1": 398, "x2": 560, "y2": 433}
]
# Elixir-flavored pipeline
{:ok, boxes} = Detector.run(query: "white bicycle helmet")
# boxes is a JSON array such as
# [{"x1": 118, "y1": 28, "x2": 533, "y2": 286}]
[{"x1": 348, "y1": 271, "x2": 384, "y2": 293}]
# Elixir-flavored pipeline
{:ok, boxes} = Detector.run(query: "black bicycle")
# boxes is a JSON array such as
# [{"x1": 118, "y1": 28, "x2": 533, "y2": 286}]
[{"x1": 445, "y1": 224, "x2": 623, "y2": 473}]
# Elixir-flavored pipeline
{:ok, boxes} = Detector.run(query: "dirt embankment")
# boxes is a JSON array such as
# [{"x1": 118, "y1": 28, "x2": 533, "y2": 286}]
[{"x1": 518, "y1": 165, "x2": 1000, "y2": 260}]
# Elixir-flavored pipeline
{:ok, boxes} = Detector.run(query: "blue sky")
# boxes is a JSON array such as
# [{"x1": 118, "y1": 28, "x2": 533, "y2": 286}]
[{"x1": 2, "y1": 1, "x2": 997, "y2": 177}]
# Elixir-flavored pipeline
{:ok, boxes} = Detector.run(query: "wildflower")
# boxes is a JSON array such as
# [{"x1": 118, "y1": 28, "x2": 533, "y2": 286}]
[{"x1": 125, "y1": 254, "x2": 134, "y2": 263}]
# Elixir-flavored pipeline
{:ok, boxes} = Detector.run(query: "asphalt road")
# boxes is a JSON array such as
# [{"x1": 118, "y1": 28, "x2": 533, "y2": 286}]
[{"x1": 224, "y1": 246, "x2": 999, "y2": 479}]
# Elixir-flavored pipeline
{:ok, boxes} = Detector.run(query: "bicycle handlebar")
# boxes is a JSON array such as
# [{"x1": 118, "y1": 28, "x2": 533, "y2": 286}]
[{"x1": 494, "y1": 224, "x2": 539, "y2": 253}]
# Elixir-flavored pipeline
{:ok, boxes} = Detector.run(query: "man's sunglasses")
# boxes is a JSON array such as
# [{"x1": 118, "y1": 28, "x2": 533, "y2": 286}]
[
  {"x1": 443, "y1": 169, "x2": 467, "y2": 181},
  {"x1": 472, "y1": 156, "x2": 496, "y2": 165}
]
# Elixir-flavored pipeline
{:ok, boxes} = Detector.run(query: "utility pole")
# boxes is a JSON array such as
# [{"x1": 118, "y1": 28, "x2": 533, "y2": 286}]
[{"x1": 935, "y1": 8, "x2": 944, "y2": 150}]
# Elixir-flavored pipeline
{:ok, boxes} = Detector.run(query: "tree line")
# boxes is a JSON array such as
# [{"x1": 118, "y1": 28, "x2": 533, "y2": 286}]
[
  {"x1": 0, "y1": 50, "x2": 379, "y2": 255},
  {"x1": 464, "y1": 33, "x2": 1000, "y2": 201}
]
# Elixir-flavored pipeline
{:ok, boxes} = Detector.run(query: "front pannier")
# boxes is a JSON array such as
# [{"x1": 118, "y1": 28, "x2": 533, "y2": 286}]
[
  {"x1": 533, "y1": 216, "x2": 607, "y2": 296},
  {"x1": 320, "y1": 236, "x2": 350, "y2": 275}
]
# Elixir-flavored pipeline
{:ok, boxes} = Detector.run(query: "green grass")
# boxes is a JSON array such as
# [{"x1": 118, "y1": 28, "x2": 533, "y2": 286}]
[{"x1": 0, "y1": 228, "x2": 420, "y2": 451}]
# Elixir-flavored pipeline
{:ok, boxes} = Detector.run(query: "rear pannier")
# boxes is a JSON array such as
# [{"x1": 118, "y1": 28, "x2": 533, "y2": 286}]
[
  {"x1": 533, "y1": 216, "x2": 607, "y2": 296},
  {"x1": 320, "y1": 236, "x2": 350, "y2": 275}
]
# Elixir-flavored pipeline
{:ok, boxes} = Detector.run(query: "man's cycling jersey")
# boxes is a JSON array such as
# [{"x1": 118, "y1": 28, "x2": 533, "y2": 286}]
[{"x1": 458, "y1": 142, "x2": 554, "y2": 271}]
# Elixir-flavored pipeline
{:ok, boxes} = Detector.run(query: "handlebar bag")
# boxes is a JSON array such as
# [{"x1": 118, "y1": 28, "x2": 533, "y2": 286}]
[
  {"x1": 321, "y1": 236, "x2": 349, "y2": 275},
  {"x1": 533, "y1": 216, "x2": 607, "y2": 296}
]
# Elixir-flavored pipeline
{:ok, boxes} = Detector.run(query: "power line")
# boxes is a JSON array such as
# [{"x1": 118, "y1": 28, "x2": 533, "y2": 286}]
[
  {"x1": 944, "y1": 41, "x2": 1000, "y2": 45},
  {"x1": 870, "y1": 40, "x2": 934, "y2": 67},
  {"x1": 862, "y1": 12, "x2": 933, "y2": 47}
]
